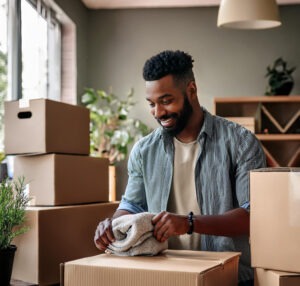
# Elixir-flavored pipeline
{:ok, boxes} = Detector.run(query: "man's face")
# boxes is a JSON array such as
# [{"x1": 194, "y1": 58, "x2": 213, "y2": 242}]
[{"x1": 145, "y1": 75, "x2": 193, "y2": 136}]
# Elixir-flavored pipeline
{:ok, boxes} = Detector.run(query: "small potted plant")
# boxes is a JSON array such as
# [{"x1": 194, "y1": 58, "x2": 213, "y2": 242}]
[
  {"x1": 265, "y1": 57, "x2": 296, "y2": 96},
  {"x1": 81, "y1": 88, "x2": 151, "y2": 200},
  {"x1": 0, "y1": 177, "x2": 30, "y2": 285}
]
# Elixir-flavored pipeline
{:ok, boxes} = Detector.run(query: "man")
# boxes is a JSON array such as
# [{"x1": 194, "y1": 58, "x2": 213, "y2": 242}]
[{"x1": 94, "y1": 50, "x2": 266, "y2": 286}]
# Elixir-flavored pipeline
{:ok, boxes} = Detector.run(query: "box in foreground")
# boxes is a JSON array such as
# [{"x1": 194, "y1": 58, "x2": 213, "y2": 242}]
[
  {"x1": 4, "y1": 98, "x2": 89, "y2": 155},
  {"x1": 12, "y1": 202, "x2": 118, "y2": 285},
  {"x1": 250, "y1": 167, "x2": 300, "y2": 272},
  {"x1": 14, "y1": 154, "x2": 109, "y2": 205},
  {"x1": 254, "y1": 268, "x2": 300, "y2": 286},
  {"x1": 62, "y1": 250, "x2": 240, "y2": 286}
]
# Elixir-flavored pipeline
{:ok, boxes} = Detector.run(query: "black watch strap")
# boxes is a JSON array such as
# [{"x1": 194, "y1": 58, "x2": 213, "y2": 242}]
[{"x1": 187, "y1": 211, "x2": 194, "y2": 235}]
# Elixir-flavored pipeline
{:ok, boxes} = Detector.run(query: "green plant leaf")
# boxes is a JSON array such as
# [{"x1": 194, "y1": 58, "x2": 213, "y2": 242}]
[
  {"x1": 81, "y1": 87, "x2": 152, "y2": 164},
  {"x1": 0, "y1": 177, "x2": 31, "y2": 249}
]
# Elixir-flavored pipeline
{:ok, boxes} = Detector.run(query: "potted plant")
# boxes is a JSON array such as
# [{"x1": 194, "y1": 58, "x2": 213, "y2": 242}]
[
  {"x1": 0, "y1": 177, "x2": 30, "y2": 285},
  {"x1": 265, "y1": 58, "x2": 296, "y2": 96},
  {"x1": 81, "y1": 88, "x2": 151, "y2": 200}
]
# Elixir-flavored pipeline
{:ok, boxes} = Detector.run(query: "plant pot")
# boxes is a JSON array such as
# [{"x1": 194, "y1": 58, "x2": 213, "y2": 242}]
[
  {"x1": 273, "y1": 80, "x2": 294, "y2": 96},
  {"x1": 0, "y1": 245, "x2": 17, "y2": 286},
  {"x1": 0, "y1": 163, "x2": 8, "y2": 183}
]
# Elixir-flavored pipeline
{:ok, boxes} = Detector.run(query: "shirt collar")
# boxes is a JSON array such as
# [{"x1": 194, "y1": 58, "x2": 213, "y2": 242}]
[{"x1": 197, "y1": 107, "x2": 213, "y2": 141}]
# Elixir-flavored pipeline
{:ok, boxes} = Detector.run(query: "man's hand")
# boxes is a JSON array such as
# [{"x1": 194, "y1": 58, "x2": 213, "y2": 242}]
[
  {"x1": 94, "y1": 210, "x2": 132, "y2": 251},
  {"x1": 94, "y1": 218, "x2": 115, "y2": 251},
  {"x1": 152, "y1": 211, "x2": 189, "y2": 243}
]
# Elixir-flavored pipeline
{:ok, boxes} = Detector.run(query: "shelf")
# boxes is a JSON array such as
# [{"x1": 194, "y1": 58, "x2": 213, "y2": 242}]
[
  {"x1": 256, "y1": 134, "x2": 300, "y2": 141},
  {"x1": 214, "y1": 96, "x2": 300, "y2": 167},
  {"x1": 214, "y1": 96, "x2": 300, "y2": 103}
]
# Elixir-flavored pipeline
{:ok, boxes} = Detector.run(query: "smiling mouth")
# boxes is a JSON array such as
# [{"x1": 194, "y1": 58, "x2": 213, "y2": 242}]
[{"x1": 159, "y1": 117, "x2": 175, "y2": 128}]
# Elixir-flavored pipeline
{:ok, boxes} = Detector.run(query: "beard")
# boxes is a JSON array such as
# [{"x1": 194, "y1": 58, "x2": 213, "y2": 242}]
[{"x1": 158, "y1": 94, "x2": 193, "y2": 137}]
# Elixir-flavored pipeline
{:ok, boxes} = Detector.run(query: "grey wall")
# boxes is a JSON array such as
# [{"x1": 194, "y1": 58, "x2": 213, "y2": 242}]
[
  {"x1": 86, "y1": 6, "x2": 300, "y2": 129},
  {"x1": 53, "y1": 2, "x2": 300, "y2": 198}
]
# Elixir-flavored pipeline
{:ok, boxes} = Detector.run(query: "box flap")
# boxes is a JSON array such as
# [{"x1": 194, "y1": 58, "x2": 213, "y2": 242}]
[
  {"x1": 164, "y1": 249, "x2": 240, "y2": 265},
  {"x1": 272, "y1": 270, "x2": 300, "y2": 278},
  {"x1": 65, "y1": 250, "x2": 240, "y2": 274}
]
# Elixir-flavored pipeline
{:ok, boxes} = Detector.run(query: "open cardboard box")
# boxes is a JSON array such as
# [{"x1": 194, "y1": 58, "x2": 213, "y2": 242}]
[
  {"x1": 254, "y1": 268, "x2": 300, "y2": 286},
  {"x1": 250, "y1": 167, "x2": 300, "y2": 273},
  {"x1": 4, "y1": 98, "x2": 89, "y2": 155},
  {"x1": 12, "y1": 202, "x2": 119, "y2": 285},
  {"x1": 61, "y1": 249, "x2": 240, "y2": 286},
  {"x1": 14, "y1": 154, "x2": 109, "y2": 205}
]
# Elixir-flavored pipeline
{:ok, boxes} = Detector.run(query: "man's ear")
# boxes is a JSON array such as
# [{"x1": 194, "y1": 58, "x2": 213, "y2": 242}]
[{"x1": 187, "y1": 81, "x2": 197, "y2": 98}]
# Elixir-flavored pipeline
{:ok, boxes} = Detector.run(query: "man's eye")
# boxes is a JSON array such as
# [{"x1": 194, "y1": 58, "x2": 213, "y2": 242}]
[
  {"x1": 149, "y1": 103, "x2": 155, "y2": 108},
  {"x1": 162, "y1": 99, "x2": 171, "y2": 105}
]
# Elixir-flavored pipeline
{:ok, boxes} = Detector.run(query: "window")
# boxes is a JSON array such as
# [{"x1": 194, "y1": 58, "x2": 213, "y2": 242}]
[
  {"x1": 7, "y1": 0, "x2": 76, "y2": 102},
  {"x1": 21, "y1": 0, "x2": 63, "y2": 101},
  {"x1": 0, "y1": 0, "x2": 8, "y2": 151}
]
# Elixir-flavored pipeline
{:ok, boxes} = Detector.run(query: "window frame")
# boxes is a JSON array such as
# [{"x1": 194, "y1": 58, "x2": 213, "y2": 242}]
[{"x1": 7, "y1": 0, "x2": 76, "y2": 104}]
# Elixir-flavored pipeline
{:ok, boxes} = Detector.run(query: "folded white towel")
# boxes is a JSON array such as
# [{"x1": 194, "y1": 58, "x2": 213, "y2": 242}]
[{"x1": 106, "y1": 212, "x2": 167, "y2": 256}]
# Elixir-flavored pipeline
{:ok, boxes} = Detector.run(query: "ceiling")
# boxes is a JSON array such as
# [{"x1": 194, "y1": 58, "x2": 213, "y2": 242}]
[{"x1": 81, "y1": 0, "x2": 300, "y2": 9}]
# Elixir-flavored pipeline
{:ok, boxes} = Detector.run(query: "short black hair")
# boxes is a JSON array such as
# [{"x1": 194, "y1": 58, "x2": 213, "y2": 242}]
[{"x1": 143, "y1": 50, "x2": 195, "y2": 85}]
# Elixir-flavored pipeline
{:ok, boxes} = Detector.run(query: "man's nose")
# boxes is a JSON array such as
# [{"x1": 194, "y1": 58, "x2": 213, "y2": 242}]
[{"x1": 153, "y1": 105, "x2": 166, "y2": 119}]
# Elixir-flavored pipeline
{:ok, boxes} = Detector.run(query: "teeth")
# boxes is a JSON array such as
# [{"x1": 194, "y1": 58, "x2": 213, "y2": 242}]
[{"x1": 160, "y1": 118, "x2": 173, "y2": 126}]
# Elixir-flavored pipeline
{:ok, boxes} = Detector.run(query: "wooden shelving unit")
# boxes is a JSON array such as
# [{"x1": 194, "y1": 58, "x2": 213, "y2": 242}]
[{"x1": 214, "y1": 96, "x2": 300, "y2": 167}]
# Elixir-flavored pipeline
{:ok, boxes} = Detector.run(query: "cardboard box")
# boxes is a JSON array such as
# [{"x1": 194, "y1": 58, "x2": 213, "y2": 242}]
[
  {"x1": 62, "y1": 250, "x2": 240, "y2": 286},
  {"x1": 12, "y1": 202, "x2": 119, "y2": 285},
  {"x1": 226, "y1": 117, "x2": 255, "y2": 133},
  {"x1": 4, "y1": 99, "x2": 90, "y2": 155},
  {"x1": 14, "y1": 154, "x2": 109, "y2": 205},
  {"x1": 254, "y1": 268, "x2": 300, "y2": 286},
  {"x1": 250, "y1": 168, "x2": 300, "y2": 272}
]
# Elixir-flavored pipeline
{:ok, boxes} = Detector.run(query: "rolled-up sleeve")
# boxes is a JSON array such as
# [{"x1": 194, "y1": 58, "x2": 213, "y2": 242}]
[{"x1": 117, "y1": 141, "x2": 148, "y2": 213}]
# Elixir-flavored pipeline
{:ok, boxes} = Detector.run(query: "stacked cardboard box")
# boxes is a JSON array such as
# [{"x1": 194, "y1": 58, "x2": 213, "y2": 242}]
[
  {"x1": 4, "y1": 99, "x2": 118, "y2": 285},
  {"x1": 250, "y1": 168, "x2": 300, "y2": 286}
]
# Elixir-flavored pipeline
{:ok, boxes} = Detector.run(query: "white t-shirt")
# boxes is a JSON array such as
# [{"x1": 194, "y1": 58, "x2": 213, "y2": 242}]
[{"x1": 167, "y1": 137, "x2": 201, "y2": 250}]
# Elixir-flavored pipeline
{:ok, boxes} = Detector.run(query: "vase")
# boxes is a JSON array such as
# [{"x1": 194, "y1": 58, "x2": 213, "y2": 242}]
[
  {"x1": 0, "y1": 245, "x2": 17, "y2": 286},
  {"x1": 0, "y1": 163, "x2": 8, "y2": 183},
  {"x1": 273, "y1": 80, "x2": 294, "y2": 96},
  {"x1": 267, "y1": 74, "x2": 294, "y2": 96}
]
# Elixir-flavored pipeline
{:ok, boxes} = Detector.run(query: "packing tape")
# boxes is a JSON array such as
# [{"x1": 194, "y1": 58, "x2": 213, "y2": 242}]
[{"x1": 289, "y1": 172, "x2": 300, "y2": 227}]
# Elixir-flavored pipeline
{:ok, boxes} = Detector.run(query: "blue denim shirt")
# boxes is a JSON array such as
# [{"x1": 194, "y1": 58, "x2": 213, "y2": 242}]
[{"x1": 118, "y1": 108, "x2": 266, "y2": 282}]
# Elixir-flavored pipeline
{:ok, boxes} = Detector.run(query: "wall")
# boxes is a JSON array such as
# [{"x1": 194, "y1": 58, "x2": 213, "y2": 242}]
[{"x1": 86, "y1": 6, "x2": 300, "y2": 128}]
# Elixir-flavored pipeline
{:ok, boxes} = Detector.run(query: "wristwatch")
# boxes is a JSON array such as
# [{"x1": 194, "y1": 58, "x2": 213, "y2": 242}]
[{"x1": 187, "y1": 211, "x2": 194, "y2": 235}]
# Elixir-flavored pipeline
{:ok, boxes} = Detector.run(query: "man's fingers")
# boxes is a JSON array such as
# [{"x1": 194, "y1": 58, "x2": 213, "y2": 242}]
[
  {"x1": 94, "y1": 218, "x2": 115, "y2": 251},
  {"x1": 152, "y1": 211, "x2": 165, "y2": 224},
  {"x1": 105, "y1": 219, "x2": 115, "y2": 242},
  {"x1": 153, "y1": 212, "x2": 169, "y2": 242},
  {"x1": 155, "y1": 224, "x2": 169, "y2": 242}
]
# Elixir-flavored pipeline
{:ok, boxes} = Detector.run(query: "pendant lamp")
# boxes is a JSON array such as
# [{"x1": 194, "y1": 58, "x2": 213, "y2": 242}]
[{"x1": 217, "y1": 0, "x2": 281, "y2": 29}]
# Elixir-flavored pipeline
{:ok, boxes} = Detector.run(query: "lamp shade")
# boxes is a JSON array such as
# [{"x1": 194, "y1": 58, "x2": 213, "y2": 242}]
[{"x1": 217, "y1": 0, "x2": 281, "y2": 29}]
